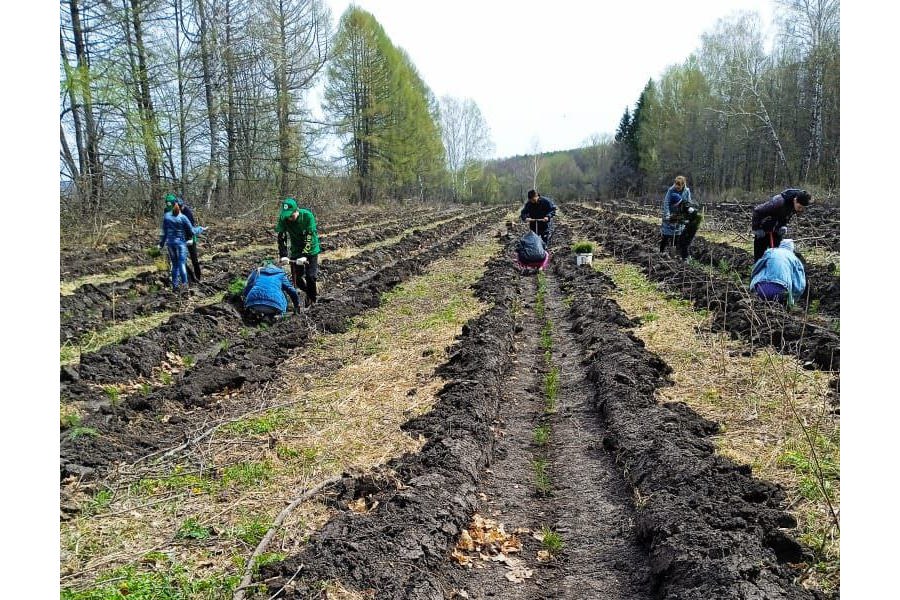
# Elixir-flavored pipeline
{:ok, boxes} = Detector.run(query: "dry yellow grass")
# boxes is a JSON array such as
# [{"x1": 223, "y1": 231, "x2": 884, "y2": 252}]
[
  {"x1": 592, "y1": 255, "x2": 839, "y2": 594},
  {"x1": 60, "y1": 233, "x2": 501, "y2": 596}
]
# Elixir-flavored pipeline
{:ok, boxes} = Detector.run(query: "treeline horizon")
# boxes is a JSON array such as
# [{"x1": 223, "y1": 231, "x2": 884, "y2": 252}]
[{"x1": 60, "y1": 0, "x2": 838, "y2": 226}]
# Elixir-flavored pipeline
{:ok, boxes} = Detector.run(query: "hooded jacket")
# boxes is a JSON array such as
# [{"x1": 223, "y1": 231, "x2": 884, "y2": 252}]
[
  {"x1": 661, "y1": 185, "x2": 694, "y2": 235},
  {"x1": 516, "y1": 231, "x2": 547, "y2": 264},
  {"x1": 276, "y1": 208, "x2": 321, "y2": 258},
  {"x1": 159, "y1": 212, "x2": 195, "y2": 246},
  {"x1": 750, "y1": 239, "x2": 807, "y2": 306},
  {"x1": 242, "y1": 265, "x2": 301, "y2": 313},
  {"x1": 752, "y1": 189, "x2": 804, "y2": 232}
]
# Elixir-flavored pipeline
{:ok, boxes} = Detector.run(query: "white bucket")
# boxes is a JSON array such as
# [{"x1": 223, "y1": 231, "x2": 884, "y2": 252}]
[{"x1": 576, "y1": 253, "x2": 593, "y2": 266}]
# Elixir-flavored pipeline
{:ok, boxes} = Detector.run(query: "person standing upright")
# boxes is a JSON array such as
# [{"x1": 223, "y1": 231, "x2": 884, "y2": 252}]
[
  {"x1": 751, "y1": 189, "x2": 812, "y2": 260},
  {"x1": 167, "y1": 194, "x2": 204, "y2": 283},
  {"x1": 159, "y1": 197, "x2": 195, "y2": 290},
  {"x1": 275, "y1": 197, "x2": 321, "y2": 306}
]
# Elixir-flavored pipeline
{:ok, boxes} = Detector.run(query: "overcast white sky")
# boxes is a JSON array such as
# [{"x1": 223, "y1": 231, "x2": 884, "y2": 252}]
[{"x1": 322, "y1": 0, "x2": 775, "y2": 159}]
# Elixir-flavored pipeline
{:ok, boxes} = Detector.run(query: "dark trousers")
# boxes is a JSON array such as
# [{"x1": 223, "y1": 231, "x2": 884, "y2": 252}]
[
  {"x1": 660, "y1": 218, "x2": 700, "y2": 259},
  {"x1": 186, "y1": 242, "x2": 202, "y2": 282},
  {"x1": 528, "y1": 220, "x2": 553, "y2": 247},
  {"x1": 753, "y1": 230, "x2": 783, "y2": 260},
  {"x1": 289, "y1": 254, "x2": 319, "y2": 305}
]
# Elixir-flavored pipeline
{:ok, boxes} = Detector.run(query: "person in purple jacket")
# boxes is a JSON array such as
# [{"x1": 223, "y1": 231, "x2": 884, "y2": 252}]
[{"x1": 751, "y1": 189, "x2": 811, "y2": 260}]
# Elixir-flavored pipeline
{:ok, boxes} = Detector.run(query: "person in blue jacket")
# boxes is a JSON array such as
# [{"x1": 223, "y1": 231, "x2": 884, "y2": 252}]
[
  {"x1": 751, "y1": 189, "x2": 811, "y2": 260},
  {"x1": 158, "y1": 198, "x2": 195, "y2": 290},
  {"x1": 520, "y1": 189, "x2": 557, "y2": 247},
  {"x1": 241, "y1": 262, "x2": 302, "y2": 324},
  {"x1": 659, "y1": 175, "x2": 700, "y2": 260},
  {"x1": 167, "y1": 194, "x2": 205, "y2": 283},
  {"x1": 750, "y1": 239, "x2": 807, "y2": 308}
]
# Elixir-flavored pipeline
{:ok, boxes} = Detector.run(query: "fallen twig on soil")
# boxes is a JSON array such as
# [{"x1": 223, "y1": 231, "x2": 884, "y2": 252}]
[
  {"x1": 232, "y1": 475, "x2": 342, "y2": 600},
  {"x1": 130, "y1": 398, "x2": 308, "y2": 467}
]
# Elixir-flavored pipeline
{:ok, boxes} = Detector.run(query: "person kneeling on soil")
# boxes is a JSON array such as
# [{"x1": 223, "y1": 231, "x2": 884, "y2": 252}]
[
  {"x1": 241, "y1": 262, "x2": 302, "y2": 324},
  {"x1": 159, "y1": 197, "x2": 195, "y2": 290},
  {"x1": 276, "y1": 197, "x2": 321, "y2": 307},
  {"x1": 750, "y1": 239, "x2": 807, "y2": 308},
  {"x1": 516, "y1": 229, "x2": 548, "y2": 266}
]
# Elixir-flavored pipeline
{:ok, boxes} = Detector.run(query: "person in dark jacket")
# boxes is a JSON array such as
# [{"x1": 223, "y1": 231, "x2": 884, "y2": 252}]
[
  {"x1": 750, "y1": 239, "x2": 807, "y2": 308},
  {"x1": 516, "y1": 230, "x2": 547, "y2": 265},
  {"x1": 520, "y1": 189, "x2": 558, "y2": 247},
  {"x1": 158, "y1": 199, "x2": 195, "y2": 290},
  {"x1": 167, "y1": 194, "x2": 205, "y2": 283},
  {"x1": 751, "y1": 189, "x2": 811, "y2": 260},
  {"x1": 659, "y1": 175, "x2": 701, "y2": 260},
  {"x1": 276, "y1": 197, "x2": 321, "y2": 306},
  {"x1": 241, "y1": 263, "x2": 302, "y2": 324}
]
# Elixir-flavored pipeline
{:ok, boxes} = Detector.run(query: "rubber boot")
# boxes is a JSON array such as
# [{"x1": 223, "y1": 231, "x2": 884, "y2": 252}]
[{"x1": 305, "y1": 277, "x2": 317, "y2": 307}]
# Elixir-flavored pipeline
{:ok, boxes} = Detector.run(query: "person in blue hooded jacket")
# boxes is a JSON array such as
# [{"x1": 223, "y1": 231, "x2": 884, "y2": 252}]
[
  {"x1": 659, "y1": 175, "x2": 700, "y2": 260},
  {"x1": 750, "y1": 239, "x2": 807, "y2": 308},
  {"x1": 158, "y1": 198, "x2": 195, "y2": 290},
  {"x1": 166, "y1": 194, "x2": 205, "y2": 282},
  {"x1": 241, "y1": 262, "x2": 302, "y2": 323}
]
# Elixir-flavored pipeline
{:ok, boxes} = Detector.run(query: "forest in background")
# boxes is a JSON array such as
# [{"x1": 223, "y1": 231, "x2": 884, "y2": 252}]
[{"x1": 60, "y1": 0, "x2": 839, "y2": 228}]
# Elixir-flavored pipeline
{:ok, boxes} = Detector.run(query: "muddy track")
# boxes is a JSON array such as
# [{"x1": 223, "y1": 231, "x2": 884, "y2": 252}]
[
  {"x1": 59, "y1": 206, "x2": 446, "y2": 280},
  {"x1": 258, "y1": 228, "x2": 827, "y2": 599},
  {"x1": 59, "y1": 210, "x2": 506, "y2": 480},
  {"x1": 60, "y1": 208, "x2": 469, "y2": 343},
  {"x1": 567, "y1": 206, "x2": 840, "y2": 376},
  {"x1": 433, "y1": 249, "x2": 654, "y2": 598},
  {"x1": 578, "y1": 205, "x2": 840, "y2": 318},
  {"x1": 549, "y1": 224, "x2": 824, "y2": 599},
  {"x1": 258, "y1": 246, "x2": 524, "y2": 599}
]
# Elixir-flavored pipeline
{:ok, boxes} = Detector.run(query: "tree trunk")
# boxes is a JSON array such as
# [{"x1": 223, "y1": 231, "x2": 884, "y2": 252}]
[
  {"x1": 68, "y1": 0, "x2": 103, "y2": 209},
  {"x1": 196, "y1": 0, "x2": 221, "y2": 207},
  {"x1": 125, "y1": 0, "x2": 162, "y2": 213}
]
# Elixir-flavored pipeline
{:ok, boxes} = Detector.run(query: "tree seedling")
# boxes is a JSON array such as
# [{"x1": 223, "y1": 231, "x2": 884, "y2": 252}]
[
  {"x1": 572, "y1": 241, "x2": 594, "y2": 254},
  {"x1": 533, "y1": 424, "x2": 551, "y2": 446},
  {"x1": 540, "y1": 525, "x2": 564, "y2": 555}
]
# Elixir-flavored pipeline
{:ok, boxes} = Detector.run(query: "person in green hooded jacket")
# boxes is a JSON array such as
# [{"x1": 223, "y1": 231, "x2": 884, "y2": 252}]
[{"x1": 275, "y1": 197, "x2": 321, "y2": 306}]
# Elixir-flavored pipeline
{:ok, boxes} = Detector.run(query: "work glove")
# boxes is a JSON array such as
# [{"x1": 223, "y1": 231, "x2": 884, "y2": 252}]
[
  {"x1": 752, "y1": 229, "x2": 766, "y2": 239},
  {"x1": 296, "y1": 257, "x2": 308, "y2": 265},
  {"x1": 687, "y1": 206, "x2": 697, "y2": 215},
  {"x1": 158, "y1": 243, "x2": 164, "y2": 250},
  {"x1": 777, "y1": 226, "x2": 788, "y2": 237},
  {"x1": 280, "y1": 256, "x2": 290, "y2": 265},
  {"x1": 186, "y1": 239, "x2": 194, "y2": 246}
]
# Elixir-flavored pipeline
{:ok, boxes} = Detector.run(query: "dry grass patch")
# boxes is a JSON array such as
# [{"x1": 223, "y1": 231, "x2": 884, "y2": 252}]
[
  {"x1": 593, "y1": 255, "x2": 839, "y2": 594},
  {"x1": 60, "y1": 235, "x2": 500, "y2": 596}
]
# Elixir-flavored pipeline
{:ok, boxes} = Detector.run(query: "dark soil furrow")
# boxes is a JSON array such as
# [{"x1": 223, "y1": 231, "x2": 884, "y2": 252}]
[
  {"x1": 599, "y1": 198, "x2": 839, "y2": 253},
  {"x1": 59, "y1": 210, "x2": 506, "y2": 480},
  {"x1": 567, "y1": 205, "x2": 840, "y2": 376},
  {"x1": 60, "y1": 208, "x2": 469, "y2": 343},
  {"x1": 577, "y1": 204, "x2": 840, "y2": 318},
  {"x1": 59, "y1": 207, "x2": 443, "y2": 280},
  {"x1": 62, "y1": 209, "x2": 498, "y2": 386},
  {"x1": 257, "y1": 244, "x2": 524, "y2": 599},
  {"x1": 550, "y1": 223, "x2": 825, "y2": 599},
  {"x1": 435, "y1": 247, "x2": 654, "y2": 599}
]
